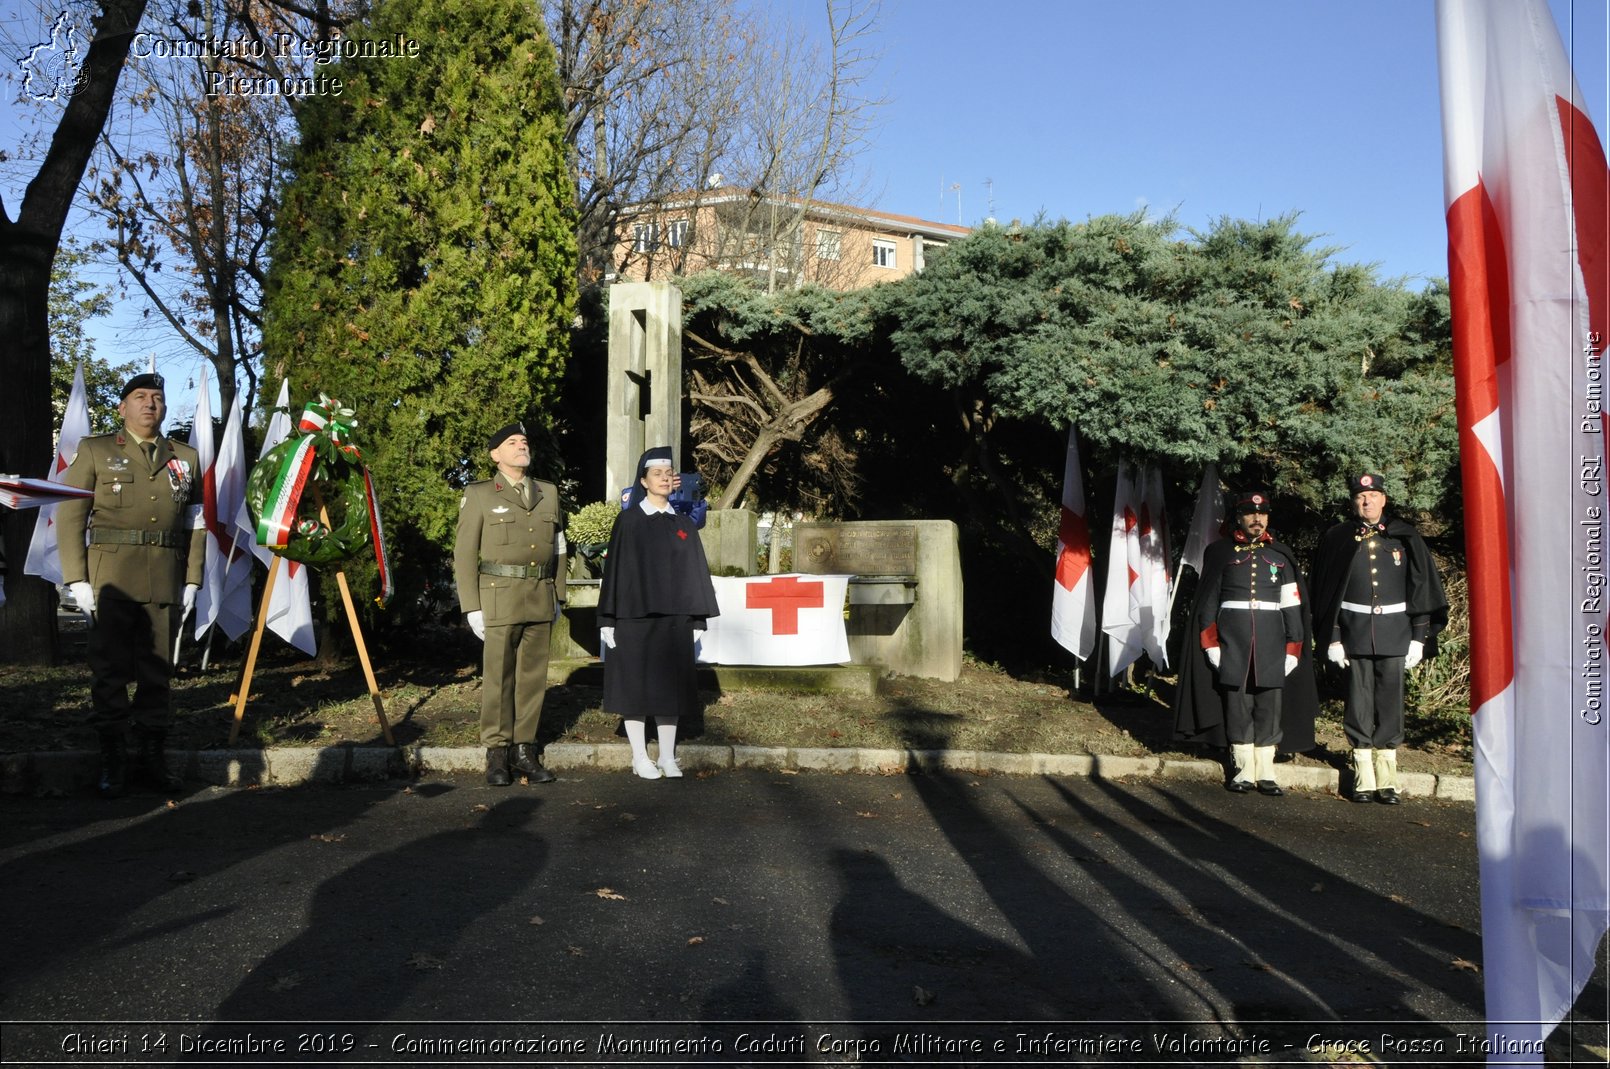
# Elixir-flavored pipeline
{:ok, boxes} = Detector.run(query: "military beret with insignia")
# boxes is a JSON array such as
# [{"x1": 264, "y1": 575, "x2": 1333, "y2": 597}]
[
  {"x1": 487, "y1": 422, "x2": 527, "y2": 450},
  {"x1": 119, "y1": 372, "x2": 165, "y2": 399}
]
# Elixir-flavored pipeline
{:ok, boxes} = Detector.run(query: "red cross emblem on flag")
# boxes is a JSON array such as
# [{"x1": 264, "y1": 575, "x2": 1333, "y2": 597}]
[{"x1": 745, "y1": 575, "x2": 825, "y2": 635}]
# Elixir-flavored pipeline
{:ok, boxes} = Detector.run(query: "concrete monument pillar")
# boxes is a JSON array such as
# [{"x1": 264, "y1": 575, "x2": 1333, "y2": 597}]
[{"x1": 606, "y1": 282, "x2": 682, "y2": 498}]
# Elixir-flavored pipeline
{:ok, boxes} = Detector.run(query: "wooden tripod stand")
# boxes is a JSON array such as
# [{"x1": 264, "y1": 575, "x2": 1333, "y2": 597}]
[{"x1": 227, "y1": 551, "x2": 393, "y2": 746}]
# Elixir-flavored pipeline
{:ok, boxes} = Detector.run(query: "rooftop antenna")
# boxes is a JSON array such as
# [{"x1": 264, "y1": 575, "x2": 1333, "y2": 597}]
[
  {"x1": 950, "y1": 182, "x2": 962, "y2": 225},
  {"x1": 984, "y1": 177, "x2": 995, "y2": 221}
]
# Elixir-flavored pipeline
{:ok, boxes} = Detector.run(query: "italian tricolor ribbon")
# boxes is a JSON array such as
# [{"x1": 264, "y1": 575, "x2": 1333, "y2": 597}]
[{"x1": 254, "y1": 393, "x2": 394, "y2": 605}]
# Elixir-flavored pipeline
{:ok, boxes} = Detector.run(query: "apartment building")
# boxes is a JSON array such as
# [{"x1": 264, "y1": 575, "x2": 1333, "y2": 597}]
[{"x1": 612, "y1": 188, "x2": 971, "y2": 291}]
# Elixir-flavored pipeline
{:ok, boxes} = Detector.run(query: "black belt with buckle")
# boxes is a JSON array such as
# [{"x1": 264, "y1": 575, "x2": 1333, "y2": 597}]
[
  {"x1": 90, "y1": 528, "x2": 182, "y2": 548},
  {"x1": 478, "y1": 561, "x2": 554, "y2": 580}
]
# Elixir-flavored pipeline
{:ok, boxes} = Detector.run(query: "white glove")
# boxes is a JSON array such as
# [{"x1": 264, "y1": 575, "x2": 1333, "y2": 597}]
[
  {"x1": 1404, "y1": 639, "x2": 1424, "y2": 670},
  {"x1": 600, "y1": 626, "x2": 615, "y2": 649},
  {"x1": 1284, "y1": 653, "x2": 1298, "y2": 677},
  {"x1": 69, "y1": 581, "x2": 96, "y2": 617},
  {"x1": 1327, "y1": 642, "x2": 1350, "y2": 669},
  {"x1": 182, "y1": 583, "x2": 199, "y2": 614},
  {"x1": 466, "y1": 610, "x2": 485, "y2": 640},
  {"x1": 693, "y1": 628, "x2": 706, "y2": 641},
  {"x1": 1205, "y1": 647, "x2": 1221, "y2": 669}
]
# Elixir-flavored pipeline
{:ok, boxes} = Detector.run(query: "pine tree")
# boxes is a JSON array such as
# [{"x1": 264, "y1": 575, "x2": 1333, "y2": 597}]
[{"x1": 263, "y1": 0, "x2": 576, "y2": 616}]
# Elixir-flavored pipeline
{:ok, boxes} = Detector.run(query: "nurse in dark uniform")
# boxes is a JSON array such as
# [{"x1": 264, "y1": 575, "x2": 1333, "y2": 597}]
[{"x1": 597, "y1": 447, "x2": 720, "y2": 779}]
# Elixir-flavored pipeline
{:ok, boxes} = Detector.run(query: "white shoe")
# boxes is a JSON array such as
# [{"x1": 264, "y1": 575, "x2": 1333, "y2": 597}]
[
  {"x1": 657, "y1": 757, "x2": 683, "y2": 778},
  {"x1": 632, "y1": 756, "x2": 662, "y2": 780}
]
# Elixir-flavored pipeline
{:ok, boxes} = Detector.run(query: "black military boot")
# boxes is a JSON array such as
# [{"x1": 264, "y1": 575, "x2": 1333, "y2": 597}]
[
  {"x1": 510, "y1": 743, "x2": 555, "y2": 784},
  {"x1": 133, "y1": 726, "x2": 184, "y2": 792},
  {"x1": 97, "y1": 731, "x2": 128, "y2": 799},
  {"x1": 486, "y1": 746, "x2": 512, "y2": 786}
]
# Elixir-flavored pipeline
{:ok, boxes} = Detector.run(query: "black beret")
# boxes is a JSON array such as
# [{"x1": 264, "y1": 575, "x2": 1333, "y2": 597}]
[
  {"x1": 1349, "y1": 472, "x2": 1387, "y2": 495},
  {"x1": 487, "y1": 422, "x2": 527, "y2": 450},
  {"x1": 119, "y1": 372, "x2": 165, "y2": 400}
]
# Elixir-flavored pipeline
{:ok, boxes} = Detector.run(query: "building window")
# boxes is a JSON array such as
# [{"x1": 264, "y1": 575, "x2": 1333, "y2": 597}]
[
  {"x1": 632, "y1": 223, "x2": 659, "y2": 253},
  {"x1": 666, "y1": 219, "x2": 689, "y2": 248},
  {"x1": 816, "y1": 228, "x2": 842, "y2": 261},
  {"x1": 872, "y1": 238, "x2": 897, "y2": 269}
]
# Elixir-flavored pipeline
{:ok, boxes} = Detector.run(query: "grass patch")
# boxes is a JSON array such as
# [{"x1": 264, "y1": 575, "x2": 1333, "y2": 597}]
[{"x1": 0, "y1": 634, "x2": 1472, "y2": 777}]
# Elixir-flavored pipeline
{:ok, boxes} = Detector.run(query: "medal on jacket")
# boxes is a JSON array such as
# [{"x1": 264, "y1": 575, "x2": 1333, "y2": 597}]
[
  {"x1": 166, "y1": 458, "x2": 192, "y2": 503},
  {"x1": 1392, "y1": 548, "x2": 1403, "y2": 567},
  {"x1": 1269, "y1": 561, "x2": 1281, "y2": 583}
]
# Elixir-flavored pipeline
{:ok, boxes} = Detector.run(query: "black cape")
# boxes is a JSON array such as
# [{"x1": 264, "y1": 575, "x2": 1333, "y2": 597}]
[
  {"x1": 597, "y1": 505, "x2": 720, "y2": 625},
  {"x1": 1172, "y1": 535, "x2": 1321, "y2": 752},
  {"x1": 1310, "y1": 516, "x2": 1449, "y2": 657}
]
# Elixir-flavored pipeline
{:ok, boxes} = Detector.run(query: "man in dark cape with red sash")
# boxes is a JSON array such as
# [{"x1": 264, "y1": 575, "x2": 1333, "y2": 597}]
[{"x1": 1173, "y1": 489, "x2": 1320, "y2": 793}]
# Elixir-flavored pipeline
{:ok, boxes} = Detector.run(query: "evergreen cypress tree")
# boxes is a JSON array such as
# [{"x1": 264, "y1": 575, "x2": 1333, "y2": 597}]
[{"x1": 263, "y1": 0, "x2": 576, "y2": 615}]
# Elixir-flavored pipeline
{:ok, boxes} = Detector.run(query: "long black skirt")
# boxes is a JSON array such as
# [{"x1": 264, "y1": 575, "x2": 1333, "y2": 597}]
[{"x1": 603, "y1": 614, "x2": 698, "y2": 721}]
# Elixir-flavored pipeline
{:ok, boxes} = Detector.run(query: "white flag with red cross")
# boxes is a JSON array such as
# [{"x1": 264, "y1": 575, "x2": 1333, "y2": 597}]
[
  {"x1": 697, "y1": 573, "x2": 851, "y2": 666},
  {"x1": 1050, "y1": 425, "x2": 1096, "y2": 660},
  {"x1": 191, "y1": 370, "x2": 255, "y2": 641},
  {"x1": 233, "y1": 380, "x2": 318, "y2": 656},
  {"x1": 1100, "y1": 462, "x2": 1144, "y2": 677},
  {"x1": 23, "y1": 360, "x2": 92, "y2": 586},
  {"x1": 1136, "y1": 463, "x2": 1171, "y2": 669},
  {"x1": 1438, "y1": 0, "x2": 1610, "y2": 1053}
]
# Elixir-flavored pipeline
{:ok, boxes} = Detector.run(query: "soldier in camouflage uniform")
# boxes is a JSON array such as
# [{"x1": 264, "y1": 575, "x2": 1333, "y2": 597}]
[
  {"x1": 454, "y1": 422, "x2": 567, "y2": 786},
  {"x1": 57, "y1": 373, "x2": 204, "y2": 798}
]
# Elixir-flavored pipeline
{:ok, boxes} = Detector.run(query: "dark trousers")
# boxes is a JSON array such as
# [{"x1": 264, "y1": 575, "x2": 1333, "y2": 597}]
[
  {"x1": 480, "y1": 621, "x2": 552, "y2": 747},
  {"x1": 1221, "y1": 685, "x2": 1283, "y2": 747},
  {"x1": 1345, "y1": 655, "x2": 1405, "y2": 748},
  {"x1": 88, "y1": 595, "x2": 176, "y2": 731}
]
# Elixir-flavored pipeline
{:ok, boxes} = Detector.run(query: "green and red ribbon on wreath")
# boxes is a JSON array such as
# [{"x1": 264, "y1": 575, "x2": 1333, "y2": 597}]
[{"x1": 249, "y1": 394, "x2": 394, "y2": 604}]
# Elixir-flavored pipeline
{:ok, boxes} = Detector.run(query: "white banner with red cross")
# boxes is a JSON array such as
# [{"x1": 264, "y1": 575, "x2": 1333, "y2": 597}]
[{"x1": 697, "y1": 573, "x2": 852, "y2": 666}]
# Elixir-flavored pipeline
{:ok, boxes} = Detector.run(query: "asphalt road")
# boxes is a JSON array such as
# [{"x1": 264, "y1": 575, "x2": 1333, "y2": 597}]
[{"x1": 0, "y1": 769, "x2": 1601, "y2": 1066}]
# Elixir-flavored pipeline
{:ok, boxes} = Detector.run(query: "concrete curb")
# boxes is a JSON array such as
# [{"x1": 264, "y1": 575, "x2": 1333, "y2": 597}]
[{"x1": 0, "y1": 742, "x2": 1477, "y2": 802}]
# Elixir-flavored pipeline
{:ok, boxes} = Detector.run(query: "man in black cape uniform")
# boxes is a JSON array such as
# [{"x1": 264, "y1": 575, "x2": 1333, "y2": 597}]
[
  {"x1": 1310, "y1": 472, "x2": 1447, "y2": 804},
  {"x1": 1173, "y1": 489, "x2": 1320, "y2": 794},
  {"x1": 597, "y1": 446, "x2": 721, "y2": 779}
]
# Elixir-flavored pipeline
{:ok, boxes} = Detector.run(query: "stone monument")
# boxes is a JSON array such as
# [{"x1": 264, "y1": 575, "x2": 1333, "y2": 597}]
[
  {"x1": 794, "y1": 519, "x2": 963, "y2": 682},
  {"x1": 605, "y1": 281, "x2": 682, "y2": 496}
]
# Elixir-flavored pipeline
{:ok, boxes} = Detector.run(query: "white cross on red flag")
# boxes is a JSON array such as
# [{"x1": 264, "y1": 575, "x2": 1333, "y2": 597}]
[
  {"x1": 698, "y1": 574, "x2": 851, "y2": 665},
  {"x1": 1438, "y1": 0, "x2": 1610, "y2": 1052}
]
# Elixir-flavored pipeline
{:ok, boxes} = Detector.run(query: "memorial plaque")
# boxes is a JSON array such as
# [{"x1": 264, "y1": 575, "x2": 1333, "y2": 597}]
[{"x1": 795, "y1": 524, "x2": 917, "y2": 576}]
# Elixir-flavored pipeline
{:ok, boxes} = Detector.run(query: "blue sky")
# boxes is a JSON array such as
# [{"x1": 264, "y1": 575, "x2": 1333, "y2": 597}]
[
  {"x1": 850, "y1": 0, "x2": 1608, "y2": 286},
  {"x1": 7, "y1": 0, "x2": 1609, "y2": 419}
]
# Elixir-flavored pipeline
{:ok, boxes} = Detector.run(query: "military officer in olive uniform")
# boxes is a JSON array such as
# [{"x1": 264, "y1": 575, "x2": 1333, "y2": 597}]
[
  {"x1": 454, "y1": 422, "x2": 567, "y2": 785},
  {"x1": 57, "y1": 372, "x2": 204, "y2": 798},
  {"x1": 1311, "y1": 473, "x2": 1447, "y2": 804}
]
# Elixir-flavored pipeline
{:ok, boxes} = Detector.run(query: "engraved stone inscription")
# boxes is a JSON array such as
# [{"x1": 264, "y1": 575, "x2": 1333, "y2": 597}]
[{"x1": 795, "y1": 524, "x2": 917, "y2": 575}]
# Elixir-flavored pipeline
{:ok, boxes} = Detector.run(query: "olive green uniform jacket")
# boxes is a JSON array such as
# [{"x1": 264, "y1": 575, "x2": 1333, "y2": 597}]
[
  {"x1": 56, "y1": 430, "x2": 206, "y2": 728},
  {"x1": 453, "y1": 475, "x2": 566, "y2": 747},
  {"x1": 453, "y1": 476, "x2": 567, "y2": 623},
  {"x1": 56, "y1": 431, "x2": 206, "y2": 604}
]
